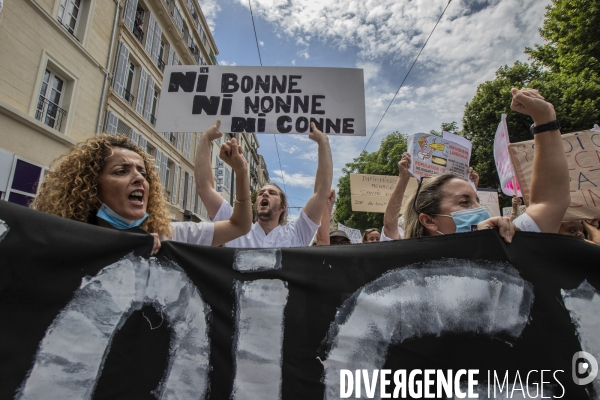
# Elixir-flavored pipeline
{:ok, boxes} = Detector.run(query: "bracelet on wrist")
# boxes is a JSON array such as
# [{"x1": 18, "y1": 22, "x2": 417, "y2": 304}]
[{"x1": 234, "y1": 196, "x2": 250, "y2": 204}]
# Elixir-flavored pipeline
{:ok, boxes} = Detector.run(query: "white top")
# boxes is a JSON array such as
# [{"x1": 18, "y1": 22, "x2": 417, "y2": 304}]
[
  {"x1": 380, "y1": 226, "x2": 405, "y2": 242},
  {"x1": 169, "y1": 221, "x2": 215, "y2": 245},
  {"x1": 513, "y1": 213, "x2": 542, "y2": 233},
  {"x1": 212, "y1": 200, "x2": 319, "y2": 248}
]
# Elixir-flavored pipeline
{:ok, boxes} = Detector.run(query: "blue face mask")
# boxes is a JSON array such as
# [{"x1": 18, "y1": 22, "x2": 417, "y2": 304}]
[
  {"x1": 96, "y1": 203, "x2": 149, "y2": 230},
  {"x1": 436, "y1": 206, "x2": 490, "y2": 233}
]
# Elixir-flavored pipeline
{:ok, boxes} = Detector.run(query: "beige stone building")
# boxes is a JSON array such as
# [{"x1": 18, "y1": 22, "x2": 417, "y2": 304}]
[
  {"x1": 0, "y1": 0, "x2": 268, "y2": 221},
  {"x1": 0, "y1": 0, "x2": 116, "y2": 205}
]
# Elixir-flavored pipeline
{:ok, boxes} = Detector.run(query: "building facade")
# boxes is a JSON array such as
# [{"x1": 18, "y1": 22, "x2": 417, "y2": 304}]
[{"x1": 0, "y1": 0, "x2": 269, "y2": 222}]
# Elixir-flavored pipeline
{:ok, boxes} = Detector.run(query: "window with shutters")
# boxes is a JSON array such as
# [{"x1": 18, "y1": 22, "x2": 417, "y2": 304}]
[
  {"x1": 103, "y1": 110, "x2": 119, "y2": 134},
  {"x1": 57, "y1": 0, "x2": 91, "y2": 41},
  {"x1": 184, "y1": 132, "x2": 191, "y2": 159},
  {"x1": 124, "y1": 61, "x2": 136, "y2": 105},
  {"x1": 171, "y1": 164, "x2": 179, "y2": 204},
  {"x1": 133, "y1": 4, "x2": 145, "y2": 43},
  {"x1": 35, "y1": 68, "x2": 68, "y2": 132},
  {"x1": 138, "y1": 135, "x2": 148, "y2": 153},
  {"x1": 112, "y1": 42, "x2": 132, "y2": 103},
  {"x1": 135, "y1": 67, "x2": 147, "y2": 115},
  {"x1": 164, "y1": 159, "x2": 172, "y2": 197}
]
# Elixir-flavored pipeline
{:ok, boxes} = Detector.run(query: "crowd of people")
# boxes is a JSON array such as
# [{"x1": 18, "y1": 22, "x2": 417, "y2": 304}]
[{"x1": 30, "y1": 88, "x2": 600, "y2": 251}]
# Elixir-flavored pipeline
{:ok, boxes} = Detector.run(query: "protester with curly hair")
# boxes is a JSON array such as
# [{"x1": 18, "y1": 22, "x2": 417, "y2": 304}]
[{"x1": 32, "y1": 128, "x2": 252, "y2": 254}]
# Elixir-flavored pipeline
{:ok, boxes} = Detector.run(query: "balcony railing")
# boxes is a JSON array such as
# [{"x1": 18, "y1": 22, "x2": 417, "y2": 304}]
[
  {"x1": 133, "y1": 25, "x2": 144, "y2": 43},
  {"x1": 157, "y1": 58, "x2": 165, "y2": 72},
  {"x1": 150, "y1": 114, "x2": 156, "y2": 126},
  {"x1": 123, "y1": 89, "x2": 135, "y2": 105},
  {"x1": 35, "y1": 96, "x2": 67, "y2": 131}
]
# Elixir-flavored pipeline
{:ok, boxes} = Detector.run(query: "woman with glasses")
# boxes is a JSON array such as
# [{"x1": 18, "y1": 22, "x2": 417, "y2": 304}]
[{"x1": 382, "y1": 88, "x2": 569, "y2": 242}]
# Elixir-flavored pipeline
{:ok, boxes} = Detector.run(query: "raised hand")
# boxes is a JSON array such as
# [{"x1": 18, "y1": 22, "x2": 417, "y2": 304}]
[
  {"x1": 308, "y1": 122, "x2": 328, "y2": 144},
  {"x1": 510, "y1": 88, "x2": 556, "y2": 125},
  {"x1": 203, "y1": 120, "x2": 223, "y2": 141},
  {"x1": 398, "y1": 153, "x2": 411, "y2": 179},
  {"x1": 220, "y1": 138, "x2": 247, "y2": 172}
]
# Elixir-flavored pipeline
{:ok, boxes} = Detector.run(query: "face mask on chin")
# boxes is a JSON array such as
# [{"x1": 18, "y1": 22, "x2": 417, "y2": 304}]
[
  {"x1": 434, "y1": 206, "x2": 490, "y2": 234},
  {"x1": 96, "y1": 203, "x2": 149, "y2": 230}
]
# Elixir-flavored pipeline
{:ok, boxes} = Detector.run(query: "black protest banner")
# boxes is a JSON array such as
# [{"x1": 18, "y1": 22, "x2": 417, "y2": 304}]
[
  {"x1": 155, "y1": 66, "x2": 366, "y2": 136},
  {"x1": 1, "y1": 200, "x2": 599, "y2": 399}
]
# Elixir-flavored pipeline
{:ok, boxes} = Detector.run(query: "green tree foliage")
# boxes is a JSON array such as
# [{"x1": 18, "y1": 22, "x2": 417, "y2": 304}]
[
  {"x1": 462, "y1": 0, "x2": 600, "y2": 206},
  {"x1": 526, "y1": 0, "x2": 600, "y2": 75},
  {"x1": 335, "y1": 132, "x2": 407, "y2": 230}
]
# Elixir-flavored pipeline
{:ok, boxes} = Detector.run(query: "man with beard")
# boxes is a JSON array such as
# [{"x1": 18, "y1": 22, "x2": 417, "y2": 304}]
[{"x1": 194, "y1": 120, "x2": 333, "y2": 248}]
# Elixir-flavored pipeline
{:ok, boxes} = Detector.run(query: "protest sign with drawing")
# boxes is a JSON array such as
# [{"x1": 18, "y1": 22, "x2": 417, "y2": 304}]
[
  {"x1": 477, "y1": 188, "x2": 501, "y2": 218},
  {"x1": 407, "y1": 133, "x2": 470, "y2": 180},
  {"x1": 509, "y1": 130, "x2": 600, "y2": 220},
  {"x1": 494, "y1": 114, "x2": 522, "y2": 196},
  {"x1": 155, "y1": 65, "x2": 366, "y2": 135},
  {"x1": 350, "y1": 173, "x2": 418, "y2": 213}
]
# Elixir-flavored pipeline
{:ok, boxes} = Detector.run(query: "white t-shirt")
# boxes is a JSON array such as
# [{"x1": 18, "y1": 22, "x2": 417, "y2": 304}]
[
  {"x1": 169, "y1": 221, "x2": 214, "y2": 245},
  {"x1": 513, "y1": 213, "x2": 542, "y2": 233},
  {"x1": 212, "y1": 200, "x2": 319, "y2": 248},
  {"x1": 380, "y1": 226, "x2": 405, "y2": 242}
]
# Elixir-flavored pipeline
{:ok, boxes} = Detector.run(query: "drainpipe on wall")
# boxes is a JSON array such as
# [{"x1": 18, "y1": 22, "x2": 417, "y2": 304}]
[{"x1": 96, "y1": 0, "x2": 122, "y2": 134}]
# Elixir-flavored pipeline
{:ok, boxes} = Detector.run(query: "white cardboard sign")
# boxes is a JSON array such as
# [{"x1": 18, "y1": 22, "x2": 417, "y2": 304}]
[
  {"x1": 337, "y1": 223, "x2": 363, "y2": 244},
  {"x1": 155, "y1": 66, "x2": 366, "y2": 136},
  {"x1": 407, "y1": 133, "x2": 470, "y2": 180}
]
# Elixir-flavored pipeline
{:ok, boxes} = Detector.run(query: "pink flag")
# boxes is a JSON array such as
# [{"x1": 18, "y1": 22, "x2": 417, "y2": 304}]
[{"x1": 493, "y1": 114, "x2": 522, "y2": 196}]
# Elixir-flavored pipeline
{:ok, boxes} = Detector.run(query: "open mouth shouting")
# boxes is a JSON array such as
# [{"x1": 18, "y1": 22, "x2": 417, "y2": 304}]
[
  {"x1": 259, "y1": 199, "x2": 269, "y2": 208},
  {"x1": 128, "y1": 189, "x2": 145, "y2": 206}
]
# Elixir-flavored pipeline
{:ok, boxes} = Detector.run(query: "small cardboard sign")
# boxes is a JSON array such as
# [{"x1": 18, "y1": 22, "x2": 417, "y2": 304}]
[
  {"x1": 477, "y1": 188, "x2": 501, "y2": 218},
  {"x1": 155, "y1": 66, "x2": 366, "y2": 136},
  {"x1": 508, "y1": 130, "x2": 600, "y2": 220},
  {"x1": 407, "y1": 133, "x2": 470, "y2": 180},
  {"x1": 350, "y1": 173, "x2": 419, "y2": 213}
]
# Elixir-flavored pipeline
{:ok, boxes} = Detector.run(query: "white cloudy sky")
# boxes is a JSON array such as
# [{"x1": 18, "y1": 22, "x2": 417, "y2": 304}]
[{"x1": 199, "y1": 0, "x2": 551, "y2": 219}]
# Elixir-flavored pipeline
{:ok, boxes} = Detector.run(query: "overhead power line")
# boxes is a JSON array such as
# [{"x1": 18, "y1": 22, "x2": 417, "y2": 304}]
[
  {"x1": 248, "y1": 0, "x2": 291, "y2": 205},
  {"x1": 361, "y1": 0, "x2": 453, "y2": 153}
]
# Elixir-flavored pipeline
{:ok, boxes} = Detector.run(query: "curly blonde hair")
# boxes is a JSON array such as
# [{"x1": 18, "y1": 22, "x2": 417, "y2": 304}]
[{"x1": 32, "y1": 134, "x2": 172, "y2": 238}]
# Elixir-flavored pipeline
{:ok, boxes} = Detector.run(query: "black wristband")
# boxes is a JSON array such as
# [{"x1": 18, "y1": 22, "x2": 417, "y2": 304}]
[{"x1": 530, "y1": 120, "x2": 560, "y2": 135}]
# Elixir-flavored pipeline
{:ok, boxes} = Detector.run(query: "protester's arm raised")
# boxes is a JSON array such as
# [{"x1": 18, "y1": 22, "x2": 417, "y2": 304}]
[
  {"x1": 194, "y1": 120, "x2": 225, "y2": 219},
  {"x1": 316, "y1": 190, "x2": 335, "y2": 246},
  {"x1": 211, "y1": 138, "x2": 252, "y2": 246},
  {"x1": 383, "y1": 153, "x2": 411, "y2": 240},
  {"x1": 302, "y1": 122, "x2": 333, "y2": 224},
  {"x1": 510, "y1": 88, "x2": 570, "y2": 232}
]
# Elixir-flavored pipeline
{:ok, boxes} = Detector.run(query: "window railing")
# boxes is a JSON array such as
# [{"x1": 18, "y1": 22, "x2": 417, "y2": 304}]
[
  {"x1": 157, "y1": 58, "x2": 165, "y2": 72},
  {"x1": 123, "y1": 89, "x2": 135, "y2": 105},
  {"x1": 133, "y1": 25, "x2": 144, "y2": 43},
  {"x1": 150, "y1": 114, "x2": 156, "y2": 126},
  {"x1": 35, "y1": 97, "x2": 67, "y2": 131}
]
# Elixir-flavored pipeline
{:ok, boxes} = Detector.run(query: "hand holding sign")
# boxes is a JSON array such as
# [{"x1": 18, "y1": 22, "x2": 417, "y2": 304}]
[
  {"x1": 308, "y1": 122, "x2": 328, "y2": 144},
  {"x1": 510, "y1": 88, "x2": 556, "y2": 125},
  {"x1": 204, "y1": 120, "x2": 223, "y2": 141},
  {"x1": 398, "y1": 153, "x2": 412, "y2": 180}
]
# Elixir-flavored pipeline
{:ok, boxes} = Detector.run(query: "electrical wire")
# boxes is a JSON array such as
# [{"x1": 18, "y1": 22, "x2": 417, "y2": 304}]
[
  {"x1": 248, "y1": 0, "x2": 291, "y2": 206},
  {"x1": 361, "y1": 0, "x2": 453, "y2": 153}
]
